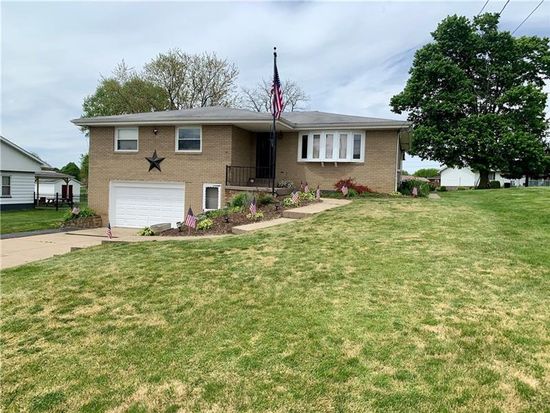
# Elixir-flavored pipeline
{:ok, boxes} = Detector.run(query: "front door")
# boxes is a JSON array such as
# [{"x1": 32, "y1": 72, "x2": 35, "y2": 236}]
[{"x1": 256, "y1": 133, "x2": 273, "y2": 179}]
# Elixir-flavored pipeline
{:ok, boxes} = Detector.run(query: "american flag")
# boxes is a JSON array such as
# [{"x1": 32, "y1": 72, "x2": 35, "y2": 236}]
[
  {"x1": 249, "y1": 197, "x2": 257, "y2": 215},
  {"x1": 184, "y1": 207, "x2": 197, "y2": 229},
  {"x1": 316, "y1": 185, "x2": 321, "y2": 200},
  {"x1": 271, "y1": 49, "x2": 284, "y2": 119},
  {"x1": 106, "y1": 222, "x2": 112, "y2": 239},
  {"x1": 304, "y1": 182, "x2": 309, "y2": 193},
  {"x1": 341, "y1": 185, "x2": 349, "y2": 196},
  {"x1": 291, "y1": 191, "x2": 300, "y2": 204}
]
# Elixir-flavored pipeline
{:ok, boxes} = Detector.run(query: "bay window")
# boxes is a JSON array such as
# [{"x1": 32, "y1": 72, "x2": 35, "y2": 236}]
[{"x1": 298, "y1": 131, "x2": 365, "y2": 162}]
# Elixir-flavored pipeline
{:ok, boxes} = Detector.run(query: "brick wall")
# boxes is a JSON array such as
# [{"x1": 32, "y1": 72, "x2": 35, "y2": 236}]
[
  {"x1": 88, "y1": 125, "x2": 400, "y2": 223},
  {"x1": 88, "y1": 125, "x2": 233, "y2": 222},
  {"x1": 276, "y1": 130, "x2": 398, "y2": 192}
]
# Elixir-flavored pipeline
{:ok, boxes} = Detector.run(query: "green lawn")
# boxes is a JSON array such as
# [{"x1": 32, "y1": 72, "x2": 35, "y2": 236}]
[
  {"x1": 0, "y1": 208, "x2": 67, "y2": 234},
  {"x1": 1, "y1": 188, "x2": 549, "y2": 412}
]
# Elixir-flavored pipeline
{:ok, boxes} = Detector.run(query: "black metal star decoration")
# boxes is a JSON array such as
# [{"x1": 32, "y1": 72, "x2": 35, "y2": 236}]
[{"x1": 146, "y1": 150, "x2": 165, "y2": 172}]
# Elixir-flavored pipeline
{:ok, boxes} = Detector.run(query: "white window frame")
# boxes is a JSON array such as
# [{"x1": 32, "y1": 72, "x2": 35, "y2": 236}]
[
  {"x1": 175, "y1": 126, "x2": 202, "y2": 153},
  {"x1": 296, "y1": 131, "x2": 365, "y2": 163},
  {"x1": 202, "y1": 183, "x2": 221, "y2": 211},
  {"x1": 114, "y1": 127, "x2": 139, "y2": 153},
  {"x1": 1, "y1": 175, "x2": 11, "y2": 197}
]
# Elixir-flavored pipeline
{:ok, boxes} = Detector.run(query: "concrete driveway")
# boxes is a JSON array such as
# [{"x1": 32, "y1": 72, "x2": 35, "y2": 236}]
[{"x1": 0, "y1": 227, "x2": 224, "y2": 270}]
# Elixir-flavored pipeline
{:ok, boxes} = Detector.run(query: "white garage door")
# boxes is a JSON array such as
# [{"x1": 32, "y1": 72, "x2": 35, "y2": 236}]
[{"x1": 110, "y1": 181, "x2": 185, "y2": 228}]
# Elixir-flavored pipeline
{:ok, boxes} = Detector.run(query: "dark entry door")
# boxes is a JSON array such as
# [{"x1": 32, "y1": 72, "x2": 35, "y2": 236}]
[{"x1": 256, "y1": 133, "x2": 272, "y2": 178}]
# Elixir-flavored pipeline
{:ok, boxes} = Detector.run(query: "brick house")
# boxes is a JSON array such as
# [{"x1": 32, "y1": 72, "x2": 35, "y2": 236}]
[{"x1": 72, "y1": 107, "x2": 410, "y2": 228}]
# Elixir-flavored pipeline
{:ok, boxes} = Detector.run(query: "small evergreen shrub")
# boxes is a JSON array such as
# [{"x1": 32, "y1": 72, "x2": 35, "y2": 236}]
[
  {"x1": 346, "y1": 188, "x2": 359, "y2": 198},
  {"x1": 229, "y1": 192, "x2": 253, "y2": 208},
  {"x1": 258, "y1": 193, "x2": 275, "y2": 205},
  {"x1": 489, "y1": 180, "x2": 501, "y2": 189},
  {"x1": 457, "y1": 187, "x2": 467, "y2": 191},
  {"x1": 438, "y1": 186, "x2": 447, "y2": 192}
]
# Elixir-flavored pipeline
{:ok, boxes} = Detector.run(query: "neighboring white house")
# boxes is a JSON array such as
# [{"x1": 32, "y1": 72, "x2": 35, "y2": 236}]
[
  {"x1": 0, "y1": 136, "x2": 49, "y2": 210},
  {"x1": 34, "y1": 173, "x2": 81, "y2": 202},
  {"x1": 440, "y1": 166, "x2": 523, "y2": 188}
]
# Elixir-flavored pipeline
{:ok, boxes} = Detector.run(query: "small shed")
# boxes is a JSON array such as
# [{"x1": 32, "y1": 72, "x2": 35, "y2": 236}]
[{"x1": 35, "y1": 170, "x2": 81, "y2": 204}]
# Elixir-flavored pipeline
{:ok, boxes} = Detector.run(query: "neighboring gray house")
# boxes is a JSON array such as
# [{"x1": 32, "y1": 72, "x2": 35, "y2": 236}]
[{"x1": 0, "y1": 136, "x2": 49, "y2": 210}]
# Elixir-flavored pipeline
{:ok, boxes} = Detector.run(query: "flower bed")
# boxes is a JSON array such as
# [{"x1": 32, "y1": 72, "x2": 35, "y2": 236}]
[{"x1": 161, "y1": 195, "x2": 319, "y2": 237}]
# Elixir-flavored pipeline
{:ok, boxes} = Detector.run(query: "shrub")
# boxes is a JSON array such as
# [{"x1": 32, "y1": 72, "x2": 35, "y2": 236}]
[
  {"x1": 347, "y1": 188, "x2": 359, "y2": 198},
  {"x1": 137, "y1": 227, "x2": 154, "y2": 236},
  {"x1": 489, "y1": 180, "x2": 501, "y2": 189},
  {"x1": 282, "y1": 197, "x2": 296, "y2": 207},
  {"x1": 257, "y1": 193, "x2": 275, "y2": 205},
  {"x1": 389, "y1": 191, "x2": 402, "y2": 197},
  {"x1": 246, "y1": 211, "x2": 264, "y2": 221},
  {"x1": 299, "y1": 191, "x2": 315, "y2": 202},
  {"x1": 229, "y1": 192, "x2": 253, "y2": 208},
  {"x1": 457, "y1": 187, "x2": 467, "y2": 191},
  {"x1": 334, "y1": 177, "x2": 373, "y2": 194},
  {"x1": 277, "y1": 179, "x2": 294, "y2": 189},
  {"x1": 62, "y1": 206, "x2": 97, "y2": 222},
  {"x1": 438, "y1": 186, "x2": 447, "y2": 192},
  {"x1": 197, "y1": 218, "x2": 214, "y2": 230},
  {"x1": 399, "y1": 179, "x2": 430, "y2": 197}
]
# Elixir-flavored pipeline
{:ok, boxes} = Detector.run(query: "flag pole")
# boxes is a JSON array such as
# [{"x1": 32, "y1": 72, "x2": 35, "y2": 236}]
[{"x1": 271, "y1": 47, "x2": 278, "y2": 196}]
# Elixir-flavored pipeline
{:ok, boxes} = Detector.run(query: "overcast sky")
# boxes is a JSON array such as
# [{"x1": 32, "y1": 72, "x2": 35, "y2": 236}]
[{"x1": 2, "y1": 1, "x2": 549, "y2": 172}]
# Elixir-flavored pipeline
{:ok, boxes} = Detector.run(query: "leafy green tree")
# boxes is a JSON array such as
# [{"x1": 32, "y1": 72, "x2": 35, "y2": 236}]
[
  {"x1": 80, "y1": 154, "x2": 89, "y2": 185},
  {"x1": 413, "y1": 168, "x2": 440, "y2": 178},
  {"x1": 391, "y1": 14, "x2": 550, "y2": 188},
  {"x1": 82, "y1": 61, "x2": 169, "y2": 118},
  {"x1": 60, "y1": 162, "x2": 80, "y2": 181}
]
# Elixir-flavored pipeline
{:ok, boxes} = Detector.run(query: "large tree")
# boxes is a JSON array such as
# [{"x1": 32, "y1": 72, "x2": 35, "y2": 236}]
[
  {"x1": 82, "y1": 51, "x2": 239, "y2": 118},
  {"x1": 82, "y1": 61, "x2": 169, "y2": 118},
  {"x1": 241, "y1": 79, "x2": 309, "y2": 112},
  {"x1": 60, "y1": 162, "x2": 80, "y2": 181},
  {"x1": 144, "y1": 50, "x2": 239, "y2": 109},
  {"x1": 391, "y1": 14, "x2": 550, "y2": 188}
]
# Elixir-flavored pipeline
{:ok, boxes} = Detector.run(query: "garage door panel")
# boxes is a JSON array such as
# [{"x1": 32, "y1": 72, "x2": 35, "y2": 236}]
[{"x1": 110, "y1": 182, "x2": 185, "y2": 228}]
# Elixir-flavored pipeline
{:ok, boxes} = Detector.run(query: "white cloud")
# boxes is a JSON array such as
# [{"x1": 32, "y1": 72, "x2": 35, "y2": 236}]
[{"x1": 1, "y1": 0, "x2": 549, "y2": 171}]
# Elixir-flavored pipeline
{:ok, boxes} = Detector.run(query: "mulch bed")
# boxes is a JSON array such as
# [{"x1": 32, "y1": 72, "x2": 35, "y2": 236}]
[{"x1": 161, "y1": 200, "x2": 318, "y2": 237}]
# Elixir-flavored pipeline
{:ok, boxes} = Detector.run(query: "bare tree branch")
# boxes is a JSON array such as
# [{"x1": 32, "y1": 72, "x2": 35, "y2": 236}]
[{"x1": 240, "y1": 79, "x2": 309, "y2": 112}]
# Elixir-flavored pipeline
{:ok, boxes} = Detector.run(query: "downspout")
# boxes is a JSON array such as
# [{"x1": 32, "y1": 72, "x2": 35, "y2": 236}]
[{"x1": 395, "y1": 130, "x2": 401, "y2": 192}]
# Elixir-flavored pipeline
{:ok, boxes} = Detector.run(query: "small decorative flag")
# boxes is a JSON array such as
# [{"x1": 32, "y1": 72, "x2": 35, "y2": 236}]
[
  {"x1": 291, "y1": 191, "x2": 300, "y2": 204},
  {"x1": 304, "y1": 182, "x2": 309, "y2": 193},
  {"x1": 316, "y1": 185, "x2": 321, "y2": 200},
  {"x1": 412, "y1": 187, "x2": 418, "y2": 197},
  {"x1": 184, "y1": 207, "x2": 197, "y2": 229},
  {"x1": 300, "y1": 181, "x2": 304, "y2": 192},
  {"x1": 249, "y1": 196, "x2": 257, "y2": 215},
  {"x1": 341, "y1": 185, "x2": 349, "y2": 197},
  {"x1": 106, "y1": 222, "x2": 112, "y2": 239}
]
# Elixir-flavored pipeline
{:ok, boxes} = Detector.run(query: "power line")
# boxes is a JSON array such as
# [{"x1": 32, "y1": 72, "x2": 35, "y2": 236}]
[
  {"x1": 498, "y1": 0, "x2": 511, "y2": 15},
  {"x1": 512, "y1": 0, "x2": 545, "y2": 34},
  {"x1": 478, "y1": 0, "x2": 490, "y2": 15}
]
